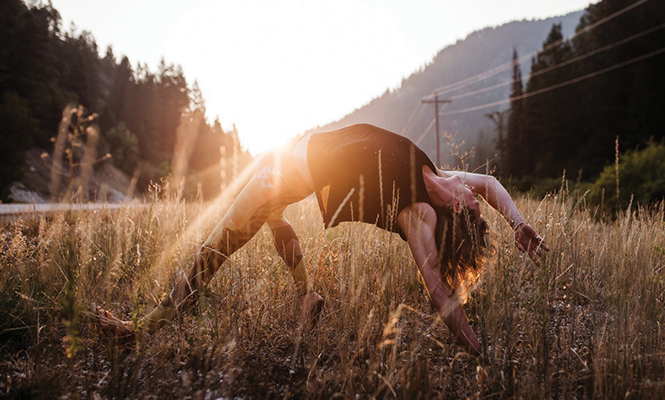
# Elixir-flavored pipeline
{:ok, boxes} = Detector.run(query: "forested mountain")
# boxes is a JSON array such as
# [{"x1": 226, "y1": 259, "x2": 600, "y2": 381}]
[
  {"x1": 503, "y1": 0, "x2": 665, "y2": 182},
  {"x1": 310, "y1": 11, "x2": 583, "y2": 167},
  {"x1": 0, "y1": 0, "x2": 249, "y2": 201},
  {"x1": 4, "y1": 0, "x2": 660, "y2": 205}
]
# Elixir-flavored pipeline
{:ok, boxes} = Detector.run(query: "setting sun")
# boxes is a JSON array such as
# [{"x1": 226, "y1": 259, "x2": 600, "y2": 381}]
[
  {"x1": 4, "y1": 0, "x2": 664, "y2": 397},
  {"x1": 50, "y1": 0, "x2": 594, "y2": 155}
]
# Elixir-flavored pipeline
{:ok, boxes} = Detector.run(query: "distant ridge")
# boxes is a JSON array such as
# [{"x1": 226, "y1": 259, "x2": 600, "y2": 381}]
[{"x1": 309, "y1": 10, "x2": 583, "y2": 163}]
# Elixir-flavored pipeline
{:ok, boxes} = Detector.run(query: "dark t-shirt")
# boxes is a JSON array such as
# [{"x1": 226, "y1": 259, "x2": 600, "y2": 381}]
[{"x1": 307, "y1": 124, "x2": 436, "y2": 240}]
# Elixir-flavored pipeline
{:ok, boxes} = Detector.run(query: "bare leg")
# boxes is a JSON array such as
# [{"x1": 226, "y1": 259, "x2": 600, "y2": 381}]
[
  {"x1": 267, "y1": 217, "x2": 323, "y2": 326},
  {"x1": 94, "y1": 223, "x2": 251, "y2": 339},
  {"x1": 140, "y1": 153, "x2": 314, "y2": 334},
  {"x1": 141, "y1": 224, "x2": 258, "y2": 334},
  {"x1": 94, "y1": 149, "x2": 314, "y2": 340}
]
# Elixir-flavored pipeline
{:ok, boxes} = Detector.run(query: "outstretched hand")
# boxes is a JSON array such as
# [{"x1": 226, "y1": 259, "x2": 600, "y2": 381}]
[{"x1": 514, "y1": 224, "x2": 549, "y2": 266}]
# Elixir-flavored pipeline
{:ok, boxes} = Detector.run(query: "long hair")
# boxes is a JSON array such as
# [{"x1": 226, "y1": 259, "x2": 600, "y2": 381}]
[{"x1": 434, "y1": 205, "x2": 490, "y2": 300}]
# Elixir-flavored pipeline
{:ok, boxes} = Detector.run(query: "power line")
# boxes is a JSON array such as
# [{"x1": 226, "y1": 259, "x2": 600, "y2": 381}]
[
  {"x1": 400, "y1": 103, "x2": 426, "y2": 137},
  {"x1": 412, "y1": 100, "x2": 454, "y2": 147},
  {"x1": 408, "y1": 41, "x2": 664, "y2": 157},
  {"x1": 447, "y1": 21, "x2": 665, "y2": 102},
  {"x1": 414, "y1": 118, "x2": 436, "y2": 147},
  {"x1": 429, "y1": 0, "x2": 651, "y2": 97},
  {"x1": 421, "y1": 0, "x2": 651, "y2": 100},
  {"x1": 404, "y1": 104, "x2": 426, "y2": 137},
  {"x1": 410, "y1": 94, "x2": 462, "y2": 147},
  {"x1": 439, "y1": 46, "x2": 665, "y2": 116},
  {"x1": 421, "y1": 94, "x2": 451, "y2": 165}
]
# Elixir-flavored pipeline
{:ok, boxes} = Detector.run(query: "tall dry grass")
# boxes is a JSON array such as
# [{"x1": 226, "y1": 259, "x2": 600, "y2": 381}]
[{"x1": 1, "y1": 185, "x2": 664, "y2": 399}]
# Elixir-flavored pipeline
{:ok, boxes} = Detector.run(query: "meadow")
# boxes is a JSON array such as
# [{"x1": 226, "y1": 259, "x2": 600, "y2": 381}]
[{"x1": 1, "y1": 185, "x2": 664, "y2": 399}]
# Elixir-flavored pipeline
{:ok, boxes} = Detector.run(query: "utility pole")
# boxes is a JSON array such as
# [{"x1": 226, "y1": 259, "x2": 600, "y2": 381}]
[{"x1": 421, "y1": 92, "x2": 451, "y2": 166}]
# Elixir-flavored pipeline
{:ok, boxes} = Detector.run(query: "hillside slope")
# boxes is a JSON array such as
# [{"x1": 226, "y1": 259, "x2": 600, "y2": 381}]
[
  {"x1": 9, "y1": 149, "x2": 133, "y2": 203},
  {"x1": 310, "y1": 11, "x2": 583, "y2": 164}
]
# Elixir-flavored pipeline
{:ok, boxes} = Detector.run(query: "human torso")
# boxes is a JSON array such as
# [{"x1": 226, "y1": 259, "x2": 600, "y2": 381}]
[
  {"x1": 292, "y1": 132, "x2": 315, "y2": 190},
  {"x1": 305, "y1": 124, "x2": 436, "y2": 240}
]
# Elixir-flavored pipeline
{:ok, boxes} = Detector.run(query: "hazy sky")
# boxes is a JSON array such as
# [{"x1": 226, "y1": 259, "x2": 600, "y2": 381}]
[{"x1": 50, "y1": 0, "x2": 594, "y2": 155}]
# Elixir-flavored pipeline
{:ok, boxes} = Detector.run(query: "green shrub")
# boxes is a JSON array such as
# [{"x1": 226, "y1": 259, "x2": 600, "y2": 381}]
[{"x1": 590, "y1": 140, "x2": 665, "y2": 212}]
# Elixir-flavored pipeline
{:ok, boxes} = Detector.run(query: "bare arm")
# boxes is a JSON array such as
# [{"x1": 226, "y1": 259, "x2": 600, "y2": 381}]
[
  {"x1": 439, "y1": 169, "x2": 550, "y2": 264},
  {"x1": 438, "y1": 170, "x2": 524, "y2": 228},
  {"x1": 398, "y1": 202, "x2": 481, "y2": 355}
]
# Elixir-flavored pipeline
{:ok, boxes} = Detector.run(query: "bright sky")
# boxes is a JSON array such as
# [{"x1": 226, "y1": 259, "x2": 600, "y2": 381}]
[{"x1": 50, "y1": 0, "x2": 594, "y2": 155}]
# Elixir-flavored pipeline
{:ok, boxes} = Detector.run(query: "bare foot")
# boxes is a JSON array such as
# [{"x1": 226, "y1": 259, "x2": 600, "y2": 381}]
[
  {"x1": 92, "y1": 303, "x2": 136, "y2": 344},
  {"x1": 299, "y1": 291, "x2": 324, "y2": 328}
]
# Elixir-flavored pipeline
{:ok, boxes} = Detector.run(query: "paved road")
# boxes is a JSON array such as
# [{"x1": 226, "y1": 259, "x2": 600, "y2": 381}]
[{"x1": 0, "y1": 202, "x2": 145, "y2": 216}]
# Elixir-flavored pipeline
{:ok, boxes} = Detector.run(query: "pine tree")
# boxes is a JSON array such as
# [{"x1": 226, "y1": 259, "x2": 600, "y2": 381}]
[
  {"x1": 571, "y1": 0, "x2": 665, "y2": 177},
  {"x1": 505, "y1": 48, "x2": 525, "y2": 176},
  {"x1": 108, "y1": 56, "x2": 133, "y2": 128},
  {"x1": 523, "y1": 23, "x2": 574, "y2": 178},
  {"x1": 0, "y1": 0, "x2": 255, "y2": 200},
  {"x1": 189, "y1": 80, "x2": 206, "y2": 115},
  {"x1": 0, "y1": 0, "x2": 63, "y2": 198},
  {"x1": 519, "y1": 0, "x2": 665, "y2": 181}
]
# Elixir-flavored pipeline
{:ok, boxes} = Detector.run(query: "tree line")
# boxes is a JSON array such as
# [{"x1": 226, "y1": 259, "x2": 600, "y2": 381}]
[
  {"x1": 494, "y1": 0, "x2": 664, "y2": 207},
  {"x1": 0, "y1": 0, "x2": 248, "y2": 201}
]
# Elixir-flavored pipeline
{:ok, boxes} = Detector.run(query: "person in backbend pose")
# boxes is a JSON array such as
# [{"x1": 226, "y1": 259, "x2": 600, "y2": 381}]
[{"x1": 95, "y1": 123, "x2": 548, "y2": 355}]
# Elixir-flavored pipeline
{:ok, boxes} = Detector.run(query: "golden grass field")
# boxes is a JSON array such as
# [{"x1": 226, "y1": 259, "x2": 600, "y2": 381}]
[{"x1": 1, "y1": 186, "x2": 664, "y2": 399}]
